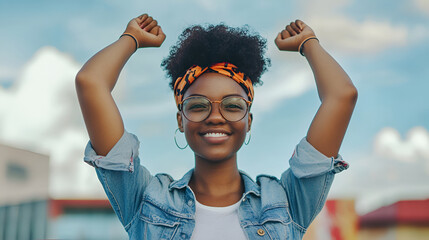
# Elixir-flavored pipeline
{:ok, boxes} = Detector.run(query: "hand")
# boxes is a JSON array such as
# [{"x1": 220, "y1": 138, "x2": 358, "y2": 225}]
[
  {"x1": 124, "y1": 13, "x2": 166, "y2": 48},
  {"x1": 275, "y1": 20, "x2": 316, "y2": 52}
]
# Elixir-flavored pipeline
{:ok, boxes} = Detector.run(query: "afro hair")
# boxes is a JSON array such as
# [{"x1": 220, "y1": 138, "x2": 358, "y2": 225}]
[{"x1": 161, "y1": 23, "x2": 271, "y2": 90}]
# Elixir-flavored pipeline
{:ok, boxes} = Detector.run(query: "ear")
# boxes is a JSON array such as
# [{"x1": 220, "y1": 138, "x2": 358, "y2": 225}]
[
  {"x1": 247, "y1": 112, "x2": 253, "y2": 132},
  {"x1": 176, "y1": 111, "x2": 184, "y2": 132}
]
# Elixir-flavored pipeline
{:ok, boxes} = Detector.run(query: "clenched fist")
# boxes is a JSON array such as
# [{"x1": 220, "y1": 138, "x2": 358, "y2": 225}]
[
  {"x1": 124, "y1": 13, "x2": 166, "y2": 48},
  {"x1": 275, "y1": 20, "x2": 316, "y2": 52}
]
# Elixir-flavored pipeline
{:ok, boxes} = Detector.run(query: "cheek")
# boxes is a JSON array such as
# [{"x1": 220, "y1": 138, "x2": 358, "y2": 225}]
[
  {"x1": 234, "y1": 122, "x2": 248, "y2": 142},
  {"x1": 182, "y1": 121, "x2": 198, "y2": 141}
]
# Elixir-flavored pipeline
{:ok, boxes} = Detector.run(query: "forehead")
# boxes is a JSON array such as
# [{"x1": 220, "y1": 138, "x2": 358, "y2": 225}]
[{"x1": 183, "y1": 72, "x2": 247, "y2": 100}]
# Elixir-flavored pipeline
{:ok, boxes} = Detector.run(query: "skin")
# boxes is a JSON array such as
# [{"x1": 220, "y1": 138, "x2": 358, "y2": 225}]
[
  {"x1": 76, "y1": 15, "x2": 357, "y2": 207},
  {"x1": 177, "y1": 73, "x2": 252, "y2": 206},
  {"x1": 275, "y1": 20, "x2": 358, "y2": 159}
]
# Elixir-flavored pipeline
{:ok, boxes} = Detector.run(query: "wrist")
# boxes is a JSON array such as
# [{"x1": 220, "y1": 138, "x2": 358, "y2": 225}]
[
  {"x1": 120, "y1": 33, "x2": 139, "y2": 52},
  {"x1": 301, "y1": 38, "x2": 320, "y2": 56}
]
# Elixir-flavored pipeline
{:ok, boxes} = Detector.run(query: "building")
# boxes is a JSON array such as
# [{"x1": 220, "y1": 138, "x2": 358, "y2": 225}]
[
  {"x1": 359, "y1": 199, "x2": 429, "y2": 240},
  {"x1": 304, "y1": 199, "x2": 359, "y2": 240},
  {"x1": 0, "y1": 143, "x2": 50, "y2": 240}
]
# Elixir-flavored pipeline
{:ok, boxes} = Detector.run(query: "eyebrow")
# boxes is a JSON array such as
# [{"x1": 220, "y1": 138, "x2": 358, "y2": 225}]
[{"x1": 188, "y1": 93, "x2": 244, "y2": 98}]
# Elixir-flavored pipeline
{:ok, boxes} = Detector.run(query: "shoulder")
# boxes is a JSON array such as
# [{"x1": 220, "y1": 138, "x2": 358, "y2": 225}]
[
  {"x1": 245, "y1": 173, "x2": 287, "y2": 203},
  {"x1": 256, "y1": 174, "x2": 286, "y2": 195},
  {"x1": 152, "y1": 173, "x2": 175, "y2": 186},
  {"x1": 256, "y1": 174, "x2": 280, "y2": 185},
  {"x1": 240, "y1": 170, "x2": 282, "y2": 192}
]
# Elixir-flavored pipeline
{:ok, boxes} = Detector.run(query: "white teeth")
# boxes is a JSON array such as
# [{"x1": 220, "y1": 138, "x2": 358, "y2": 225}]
[{"x1": 204, "y1": 132, "x2": 227, "y2": 137}]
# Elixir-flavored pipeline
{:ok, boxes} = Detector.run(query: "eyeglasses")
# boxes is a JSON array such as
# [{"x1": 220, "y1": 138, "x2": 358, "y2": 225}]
[{"x1": 178, "y1": 96, "x2": 252, "y2": 122}]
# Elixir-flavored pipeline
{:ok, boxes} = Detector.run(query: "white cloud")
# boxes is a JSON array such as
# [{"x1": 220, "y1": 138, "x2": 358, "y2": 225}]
[
  {"x1": 308, "y1": 16, "x2": 408, "y2": 55},
  {"x1": 374, "y1": 126, "x2": 429, "y2": 163},
  {"x1": 0, "y1": 66, "x2": 19, "y2": 82},
  {"x1": 252, "y1": 66, "x2": 314, "y2": 113},
  {"x1": 330, "y1": 126, "x2": 429, "y2": 214},
  {"x1": 0, "y1": 46, "x2": 126, "y2": 198},
  {"x1": 295, "y1": 0, "x2": 429, "y2": 55},
  {"x1": 415, "y1": 0, "x2": 429, "y2": 15}
]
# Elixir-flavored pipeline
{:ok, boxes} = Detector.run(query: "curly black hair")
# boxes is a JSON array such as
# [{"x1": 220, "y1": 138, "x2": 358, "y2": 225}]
[{"x1": 161, "y1": 23, "x2": 271, "y2": 90}]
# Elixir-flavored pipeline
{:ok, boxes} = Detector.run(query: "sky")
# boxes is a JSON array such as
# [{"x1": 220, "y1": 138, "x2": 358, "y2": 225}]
[{"x1": 1, "y1": 0, "x2": 429, "y2": 214}]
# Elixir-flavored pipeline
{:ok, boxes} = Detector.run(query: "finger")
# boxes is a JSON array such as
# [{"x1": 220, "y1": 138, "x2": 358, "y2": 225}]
[
  {"x1": 140, "y1": 16, "x2": 153, "y2": 29},
  {"x1": 137, "y1": 14, "x2": 148, "y2": 24},
  {"x1": 138, "y1": 13, "x2": 148, "y2": 20},
  {"x1": 140, "y1": 16, "x2": 152, "y2": 28},
  {"x1": 150, "y1": 25, "x2": 160, "y2": 35},
  {"x1": 281, "y1": 29, "x2": 291, "y2": 39},
  {"x1": 297, "y1": 20, "x2": 309, "y2": 31},
  {"x1": 144, "y1": 20, "x2": 158, "y2": 32},
  {"x1": 295, "y1": 19, "x2": 304, "y2": 30},
  {"x1": 290, "y1": 22, "x2": 301, "y2": 33},
  {"x1": 286, "y1": 25, "x2": 297, "y2": 36}
]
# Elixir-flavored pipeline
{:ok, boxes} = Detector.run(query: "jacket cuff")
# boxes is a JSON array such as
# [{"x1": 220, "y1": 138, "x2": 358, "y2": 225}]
[
  {"x1": 289, "y1": 137, "x2": 349, "y2": 178},
  {"x1": 83, "y1": 130, "x2": 140, "y2": 172}
]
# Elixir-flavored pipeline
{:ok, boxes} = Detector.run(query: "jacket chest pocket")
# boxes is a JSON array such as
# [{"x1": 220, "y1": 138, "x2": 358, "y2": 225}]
[
  {"x1": 258, "y1": 206, "x2": 292, "y2": 240},
  {"x1": 139, "y1": 201, "x2": 181, "y2": 240}
]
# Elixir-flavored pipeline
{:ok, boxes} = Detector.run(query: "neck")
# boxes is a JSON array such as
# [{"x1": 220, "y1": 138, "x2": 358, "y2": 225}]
[{"x1": 189, "y1": 154, "x2": 244, "y2": 206}]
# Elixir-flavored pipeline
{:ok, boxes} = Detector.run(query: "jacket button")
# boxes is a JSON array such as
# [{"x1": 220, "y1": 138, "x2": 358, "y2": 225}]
[
  {"x1": 257, "y1": 228, "x2": 265, "y2": 236},
  {"x1": 187, "y1": 200, "x2": 193, "y2": 206}
]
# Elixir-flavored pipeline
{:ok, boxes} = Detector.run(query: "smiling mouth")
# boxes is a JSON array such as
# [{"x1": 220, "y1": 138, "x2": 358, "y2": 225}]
[
  {"x1": 201, "y1": 132, "x2": 230, "y2": 144},
  {"x1": 203, "y1": 132, "x2": 228, "y2": 137}
]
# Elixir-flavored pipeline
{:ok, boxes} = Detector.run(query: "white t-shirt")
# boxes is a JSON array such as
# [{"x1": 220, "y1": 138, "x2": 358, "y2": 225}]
[{"x1": 190, "y1": 199, "x2": 247, "y2": 240}]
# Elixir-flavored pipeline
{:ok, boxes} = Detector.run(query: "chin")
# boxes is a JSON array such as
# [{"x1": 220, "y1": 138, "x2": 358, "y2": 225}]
[{"x1": 193, "y1": 148, "x2": 238, "y2": 163}]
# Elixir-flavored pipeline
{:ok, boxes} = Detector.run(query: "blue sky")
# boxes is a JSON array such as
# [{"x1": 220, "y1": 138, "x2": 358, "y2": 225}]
[{"x1": 1, "y1": 0, "x2": 429, "y2": 213}]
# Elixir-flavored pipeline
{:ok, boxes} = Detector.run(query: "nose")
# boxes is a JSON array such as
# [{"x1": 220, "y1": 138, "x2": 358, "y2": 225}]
[{"x1": 205, "y1": 102, "x2": 226, "y2": 124}]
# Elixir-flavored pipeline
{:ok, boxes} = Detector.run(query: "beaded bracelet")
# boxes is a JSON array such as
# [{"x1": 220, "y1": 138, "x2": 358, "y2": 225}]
[
  {"x1": 120, "y1": 33, "x2": 139, "y2": 51},
  {"x1": 298, "y1": 36, "x2": 319, "y2": 56}
]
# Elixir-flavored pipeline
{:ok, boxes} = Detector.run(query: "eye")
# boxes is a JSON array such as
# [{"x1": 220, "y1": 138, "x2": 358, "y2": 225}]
[
  {"x1": 222, "y1": 97, "x2": 246, "y2": 112},
  {"x1": 188, "y1": 103, "x2": 208, "y2": 110},
  {"x1": 184, "y1": 98, "x2": 210, "y2": 112},
  {"x1": 224, "y1": 103, "x2": 243, "y2": 109}
]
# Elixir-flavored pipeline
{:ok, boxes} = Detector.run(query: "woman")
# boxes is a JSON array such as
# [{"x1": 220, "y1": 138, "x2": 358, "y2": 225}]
[{"x1": 76, "y1": 13, "x2": 357, "y2": 240}]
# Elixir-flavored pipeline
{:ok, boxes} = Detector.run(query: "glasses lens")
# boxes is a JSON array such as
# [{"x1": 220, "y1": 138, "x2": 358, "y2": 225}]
[
  {"x1": 182, "y1": 97, "x2": 211, "y2": 122},
  {"x1": 220, "y1": 97, "x2": 248, "y2": 121}
]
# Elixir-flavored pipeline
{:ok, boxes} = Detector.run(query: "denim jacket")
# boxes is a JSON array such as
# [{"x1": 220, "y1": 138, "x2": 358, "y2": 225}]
[{"x1": 84, "y1": 130, "x2": 348, "y2": 240}]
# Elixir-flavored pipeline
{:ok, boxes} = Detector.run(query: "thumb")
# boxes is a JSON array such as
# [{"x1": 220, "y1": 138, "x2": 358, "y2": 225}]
[
  {"x1": 274, "y1": 32, "x2": 283, "y2": 48},
  {"x1": 157, "y1": 26, "x2": 164, "y2": 36},
  {"x1": 296, "y1": 20, "x2": 307, "y2": 31},
  {"x1": 275, "y1": 32, "x2": 283, "y2": 42},
  {"x1": 158, "y1": 27, "x2": 166, "y2": 39}
]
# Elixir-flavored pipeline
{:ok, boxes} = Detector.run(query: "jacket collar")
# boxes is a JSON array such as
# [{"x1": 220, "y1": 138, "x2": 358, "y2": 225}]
[
  {"x1": 168, "y1": 168, "x2": 261, "y2": 197},
  {"x1": 168, "y1": 169, "x2": 193, "y2": 190}
]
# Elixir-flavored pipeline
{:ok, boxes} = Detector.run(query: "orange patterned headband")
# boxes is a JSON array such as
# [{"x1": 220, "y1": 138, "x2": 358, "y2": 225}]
[{"x1": 173, "y1": 62, "x2": 254, "y2": 109}]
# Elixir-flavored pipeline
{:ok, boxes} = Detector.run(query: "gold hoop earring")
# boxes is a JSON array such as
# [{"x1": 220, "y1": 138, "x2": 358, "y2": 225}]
[
  {"x1": 174, "y1": 128, "x2": 188, "y2": 149},
  {"x1": 245, "y1": 130, "x2": 251, "y2": 145}
]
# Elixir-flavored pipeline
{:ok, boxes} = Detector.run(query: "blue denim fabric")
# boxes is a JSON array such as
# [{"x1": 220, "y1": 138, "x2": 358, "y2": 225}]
[{"x1": 84, "y1": 130, "x2": 348, "y2": 240}]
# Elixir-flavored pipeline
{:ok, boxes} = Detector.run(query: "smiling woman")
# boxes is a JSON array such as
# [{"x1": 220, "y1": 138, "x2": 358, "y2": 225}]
[{"x1": 76, "y1": 13, "x2": 357, "y2": 240}]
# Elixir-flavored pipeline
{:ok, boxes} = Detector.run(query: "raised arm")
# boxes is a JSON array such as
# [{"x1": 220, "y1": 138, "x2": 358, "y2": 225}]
[
  {"x1": 275, "y1": 20, "x2": 357, "y2": 158},
  {"x1": 76, "y1": 14, "x2": 166, "y2": 156}
]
